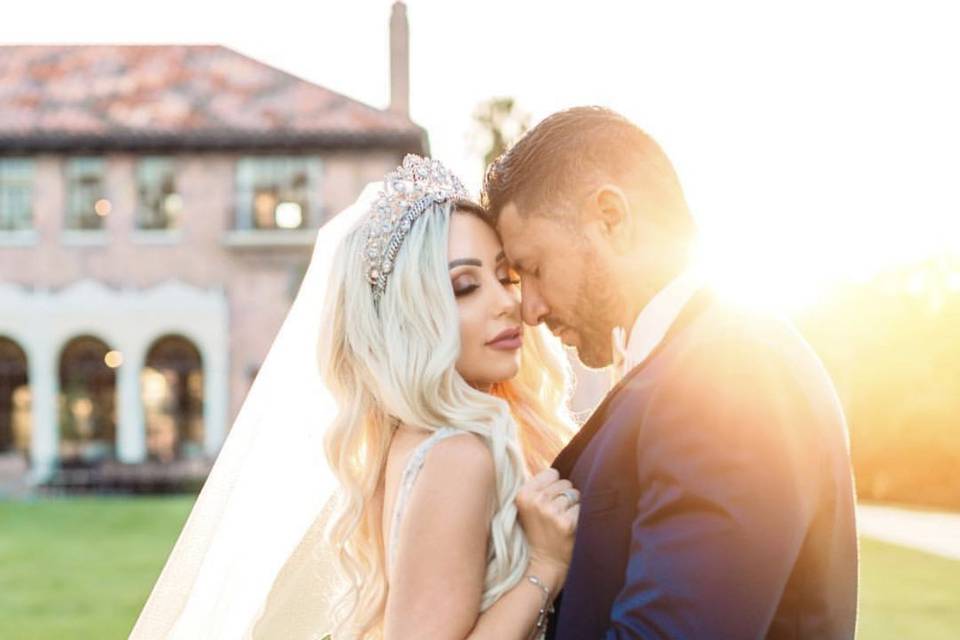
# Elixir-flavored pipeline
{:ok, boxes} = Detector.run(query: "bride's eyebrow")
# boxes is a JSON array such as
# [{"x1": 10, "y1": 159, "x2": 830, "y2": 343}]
[
  {"x1": 449, "y1": 258, "x2": 482, "y2": 269},
  {"x1": 448, "y1": 251, "x2": 506, "y2": 270}
]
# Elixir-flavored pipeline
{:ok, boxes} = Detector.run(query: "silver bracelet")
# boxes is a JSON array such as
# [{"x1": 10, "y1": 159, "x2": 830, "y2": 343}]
[{"x1": 525, "y1": 574, "x2": 554, "y2": 638}]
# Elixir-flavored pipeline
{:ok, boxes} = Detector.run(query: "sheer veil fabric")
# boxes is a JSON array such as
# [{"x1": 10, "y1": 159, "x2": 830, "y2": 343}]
[{"x1": 130, "y1": 183, "x2": 383, "y2": 640}]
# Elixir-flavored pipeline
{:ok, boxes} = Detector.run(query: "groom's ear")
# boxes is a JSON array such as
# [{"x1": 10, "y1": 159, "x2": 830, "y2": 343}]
[{"x1": 587, "y1": 185, "x2": 636, "y2": 255}]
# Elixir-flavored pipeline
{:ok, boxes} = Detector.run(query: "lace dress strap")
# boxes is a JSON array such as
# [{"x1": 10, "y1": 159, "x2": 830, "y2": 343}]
[{"x1": 387, "y1": 427, "x2": 466, "y2": 572}]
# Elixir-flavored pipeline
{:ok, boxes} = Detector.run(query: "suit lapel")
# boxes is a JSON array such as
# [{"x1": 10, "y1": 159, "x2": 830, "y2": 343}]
[
  {"x1": 553, "y1": 359, "x2": 644, "y2": 478},
  {"x1": 552, "y1": 288, "x2": 716, "y2": 479}
]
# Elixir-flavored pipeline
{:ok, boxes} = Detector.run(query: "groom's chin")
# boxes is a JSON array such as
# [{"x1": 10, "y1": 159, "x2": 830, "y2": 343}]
[{"x1": 573, "y1": 342, "x2": 614, "y2": 370}]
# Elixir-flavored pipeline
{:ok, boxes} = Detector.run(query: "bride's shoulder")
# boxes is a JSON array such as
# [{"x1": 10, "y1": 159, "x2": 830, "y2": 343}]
[
  {"x1": 422, "y1": 430, "x2": 495, "y2": 486},
  {"x1": 401, "y1": 429, "x2": 497, "y2": 514},
  {"x1": 386, "y1": 430, "x2": 497, "y2": 624}
]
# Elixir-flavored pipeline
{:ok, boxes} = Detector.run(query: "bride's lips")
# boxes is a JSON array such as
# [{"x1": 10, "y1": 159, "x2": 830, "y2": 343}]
[{"x1": 486, "y1": 326, "x2": 523, "y2": 351}]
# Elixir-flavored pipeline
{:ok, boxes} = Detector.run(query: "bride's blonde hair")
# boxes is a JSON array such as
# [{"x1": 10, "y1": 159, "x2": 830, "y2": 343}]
[{"x1": 319, "y1": 197, "x2": 574, "y2": 638}]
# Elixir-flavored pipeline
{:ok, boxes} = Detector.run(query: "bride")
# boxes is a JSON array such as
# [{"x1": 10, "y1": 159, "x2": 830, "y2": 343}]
[{"x1": 131, "y1": 155, "x2": 581, "y2": 639}]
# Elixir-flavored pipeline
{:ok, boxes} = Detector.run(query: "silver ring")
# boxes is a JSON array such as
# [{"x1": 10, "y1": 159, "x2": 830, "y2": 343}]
[{"x1": 556, "y1": 489, "x2": 579, "y2": 508}]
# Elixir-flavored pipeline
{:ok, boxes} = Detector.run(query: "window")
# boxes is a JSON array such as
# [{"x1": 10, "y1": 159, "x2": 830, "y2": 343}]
[
  {"x1": 65, "y1": 158, "x2": 108, "y2": 231},
  {"x1": 142, "y1": 335, "x2": 204, "y2": 462},
  {"x1": 137, "y1": 157, "x2": 181, "y2": 231},
  {"x1": 234, "y1": 156, "x2": 321, "y2": 231},
  {"x1": 0, "y1": 159, "x2": 34, "y2": 231},
  {"x1": 58, "y1": 335, "x2": 117, "y2": 463},
  {"x1": 0, "y1": 336, "x2": 31, "y2": 457}
]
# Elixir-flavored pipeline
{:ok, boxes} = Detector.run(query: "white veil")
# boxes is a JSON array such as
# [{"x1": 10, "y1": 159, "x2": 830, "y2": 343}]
[{"x1": 130, "y1": 182, "x2": 383, "y2": 640}]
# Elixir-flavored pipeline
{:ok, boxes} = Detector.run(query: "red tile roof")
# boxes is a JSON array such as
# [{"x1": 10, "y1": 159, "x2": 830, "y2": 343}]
[{"x1": 0, "y1": 45, "x2": 426, "y2": 153}]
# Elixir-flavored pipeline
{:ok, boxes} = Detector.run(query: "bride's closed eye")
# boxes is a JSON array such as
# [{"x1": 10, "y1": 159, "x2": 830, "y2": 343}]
[
  {"x1": 453, "y1": 276, "x2": 480, "y2": 297},
  {"x1": 451, "y1": 269, "x2": 519, "y2": 298},
  {"x1": 499, "y1": 269, "x2": 521, "y2": 288}
]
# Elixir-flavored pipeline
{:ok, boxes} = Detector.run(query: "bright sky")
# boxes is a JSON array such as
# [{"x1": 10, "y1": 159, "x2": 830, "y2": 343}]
[{"x1": 4, "y1": 0, "x2": 959, "y2": 307}]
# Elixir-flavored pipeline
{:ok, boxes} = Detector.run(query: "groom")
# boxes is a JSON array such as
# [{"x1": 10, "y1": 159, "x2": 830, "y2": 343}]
[{"x1": 484, "y1": 107, "x2": 858, "y2": 639}]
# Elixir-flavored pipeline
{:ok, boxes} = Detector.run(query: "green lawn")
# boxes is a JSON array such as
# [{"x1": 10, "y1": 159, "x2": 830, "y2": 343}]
[
  {"x1": 857, "y1": 537, "x2": 960, "y2": 638},
  {"x1": 1, "y1": 497, "x2": 958, "y2": 639},
  {"x1": 0, "y1": 497, "x2": 194, "y2": 640}
]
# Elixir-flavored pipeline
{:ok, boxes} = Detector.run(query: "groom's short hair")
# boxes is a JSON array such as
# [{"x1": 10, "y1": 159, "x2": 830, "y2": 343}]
[{"x1": 482, "y1": 106, "x2": 694, "y2": 237}]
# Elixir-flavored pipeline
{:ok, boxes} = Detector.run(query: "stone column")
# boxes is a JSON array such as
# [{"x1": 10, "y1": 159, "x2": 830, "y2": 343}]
[
  {"x1": 203, "y1": 318, "x2": 230, "y2": 457},
  {"x1": 116, "y1": 342, "x2": 146, "y2": 463},
  {"x1": 28, "y1": 342, "x2": 58, "y2": 484}
]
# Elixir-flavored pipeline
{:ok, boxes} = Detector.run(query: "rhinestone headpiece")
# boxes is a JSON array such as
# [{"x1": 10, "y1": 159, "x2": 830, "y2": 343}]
[{"x1": 363, "y1": 154, "x2": 469, "y2": 302}]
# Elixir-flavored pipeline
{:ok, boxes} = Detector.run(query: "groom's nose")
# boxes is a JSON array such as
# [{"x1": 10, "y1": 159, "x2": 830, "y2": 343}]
[{"x1": 520, "y1": 279, "x2": 549, "y2": 326}]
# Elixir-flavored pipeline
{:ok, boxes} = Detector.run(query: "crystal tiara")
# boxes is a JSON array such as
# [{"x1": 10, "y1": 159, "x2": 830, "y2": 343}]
[{"x1": 363, "y1": 154, "x2": 469, "y2": 302}]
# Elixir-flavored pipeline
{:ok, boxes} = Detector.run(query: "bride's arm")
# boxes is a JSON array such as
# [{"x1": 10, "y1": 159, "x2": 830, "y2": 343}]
[{"x1": 384, "y1": 434, "x2": 576, "y2": 640}]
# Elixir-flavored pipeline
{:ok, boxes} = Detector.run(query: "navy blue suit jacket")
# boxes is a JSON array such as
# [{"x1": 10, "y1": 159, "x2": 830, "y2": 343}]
[{"x1": 548, "y1": 290, "x2": 858, "y2": 639}]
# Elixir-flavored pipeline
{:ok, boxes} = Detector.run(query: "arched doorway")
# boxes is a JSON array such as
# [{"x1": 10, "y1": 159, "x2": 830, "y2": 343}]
[
  {"x1": 142, "y1": 335, "x2": 204, "y2": 462},
  {"x1": 58, "y1": 335, "x2": 117, "y2": 465},
  {"x1": 0, "y1": 336, "x2": 30, "y2": 458}
]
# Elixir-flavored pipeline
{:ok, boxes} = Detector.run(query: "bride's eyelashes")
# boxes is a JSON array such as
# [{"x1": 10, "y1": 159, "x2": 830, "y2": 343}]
[
  {"x1": 451, "y1": 271, "x2": 480, "y2": 297},
  {"x1": 501, "y1": 265, "x2": 522, "y2": 289},
  {"x1": 451, "y1": 272, "x2": 520, "y2": 298},
  {"x1": 454, "y1": 282, "x2": 480, "y2": 297}
]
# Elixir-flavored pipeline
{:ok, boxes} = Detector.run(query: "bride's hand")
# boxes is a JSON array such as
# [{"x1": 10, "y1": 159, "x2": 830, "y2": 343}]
[{"x1": 515, "y1": 468, "x2": 580, "y2": 589}]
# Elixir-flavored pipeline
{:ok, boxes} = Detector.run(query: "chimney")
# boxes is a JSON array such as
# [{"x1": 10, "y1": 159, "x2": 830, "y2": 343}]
[{"x1": 389, "y1": 1, "x2": 410, "y2": 116}]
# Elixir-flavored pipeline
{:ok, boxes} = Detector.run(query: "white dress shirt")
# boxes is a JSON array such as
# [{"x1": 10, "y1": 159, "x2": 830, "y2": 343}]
[{"x1": 610, "y1": 267, "x2": 705, "y2": 382}]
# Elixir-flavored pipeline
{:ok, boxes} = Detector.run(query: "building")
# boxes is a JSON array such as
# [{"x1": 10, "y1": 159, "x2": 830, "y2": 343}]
[{"x1": 0, "y1": 3, "x2": 424, "y2": 488}]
